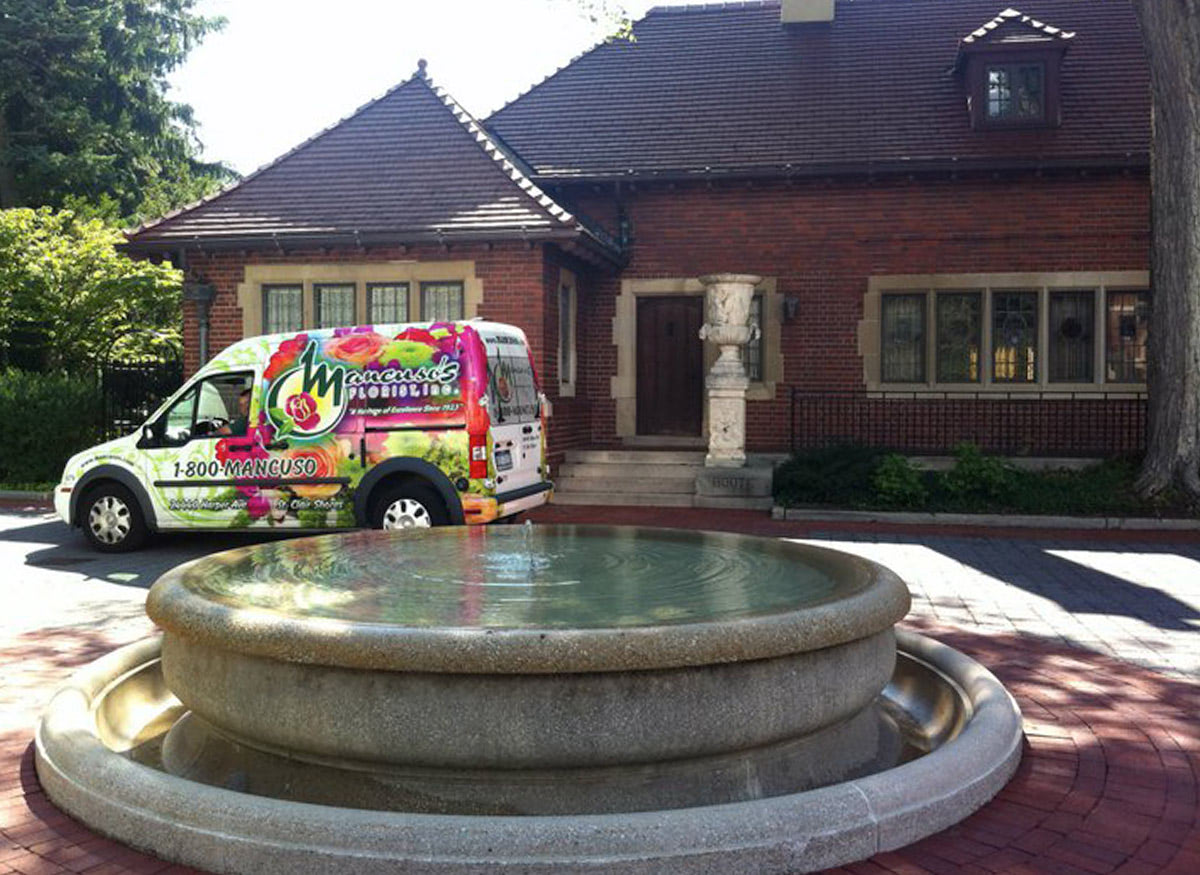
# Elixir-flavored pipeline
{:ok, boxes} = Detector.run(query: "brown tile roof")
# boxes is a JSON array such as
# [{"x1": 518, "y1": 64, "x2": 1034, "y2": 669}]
[
  {"x1": 126, "y1": 67, "x2": 620, "y2": 261},
  {"x1": 486, "y1": 0, "x2": 1149, "y2": 181}
]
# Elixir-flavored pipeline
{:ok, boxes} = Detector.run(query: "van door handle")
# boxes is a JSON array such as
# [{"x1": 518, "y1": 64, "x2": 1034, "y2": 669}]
[
  {"x1": 265, "y1": 440, "x2": 290, "y2": 450},
  {"x1": 227, "y1": 442, "x2": 253, "y2": 452}
]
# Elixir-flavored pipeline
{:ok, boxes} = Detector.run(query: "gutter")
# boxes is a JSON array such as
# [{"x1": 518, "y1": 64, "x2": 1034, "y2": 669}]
[{"x1": 528, "y1": 154, "x2": 1151, "y2": 186}]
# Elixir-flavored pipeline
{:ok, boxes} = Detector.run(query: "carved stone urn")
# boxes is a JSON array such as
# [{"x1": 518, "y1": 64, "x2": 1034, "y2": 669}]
[{"x1": 698, "y1": 273, "x2": 761, "y2": 468}]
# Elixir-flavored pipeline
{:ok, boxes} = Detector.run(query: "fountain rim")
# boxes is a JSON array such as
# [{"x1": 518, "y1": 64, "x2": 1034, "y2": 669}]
[
  {"x1": 34, "y1": 629, "x2": 1023, "y2": 874},
  {"x1": 145, "y1": 525, "x2": 912, "y2": 674}
]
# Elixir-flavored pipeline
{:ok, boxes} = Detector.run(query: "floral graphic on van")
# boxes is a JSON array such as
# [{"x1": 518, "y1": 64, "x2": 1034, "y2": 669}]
[
  {"x1": 285, "y1": 392, "x2": 320, "y2": 430},
  {"x1": 325, "y1": 329, "x2": 388, "y2": 366}
]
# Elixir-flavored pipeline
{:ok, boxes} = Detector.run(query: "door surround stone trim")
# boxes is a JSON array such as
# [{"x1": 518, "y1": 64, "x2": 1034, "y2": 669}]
[{"x1": 612, "y1": 277, "x2": 779, "y2": 439}]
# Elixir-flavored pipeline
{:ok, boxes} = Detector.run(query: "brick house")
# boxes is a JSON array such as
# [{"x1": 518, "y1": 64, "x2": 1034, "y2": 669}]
[{"x1": 126, "y1": 0, "x2": 1151, "y2": 485}]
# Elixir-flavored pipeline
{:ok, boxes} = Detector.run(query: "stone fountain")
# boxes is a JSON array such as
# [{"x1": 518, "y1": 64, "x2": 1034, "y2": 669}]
[{"x1": 36, "y1": 525, "x2": 1022, "y2": 873}]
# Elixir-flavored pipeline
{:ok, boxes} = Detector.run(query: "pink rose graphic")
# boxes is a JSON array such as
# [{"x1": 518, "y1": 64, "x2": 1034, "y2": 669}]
[
  {"x1": 286, "y1": 392, "x2": 320, "y2": 430},
  {"x1": 324, "y1": 331, "x2": 387, "y2": 366},
  {"x1": 246, "y1": 491, "x2": 271, "y2": 519}
]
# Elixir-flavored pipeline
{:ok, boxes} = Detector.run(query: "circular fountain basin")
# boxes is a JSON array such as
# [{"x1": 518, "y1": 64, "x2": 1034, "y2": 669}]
[
  {"x1": 35, "y1": 526, "x2": 1024, "y2": 873},
  {"x1": 145, "y1": 526, "x2": 910, "y2": 777}
]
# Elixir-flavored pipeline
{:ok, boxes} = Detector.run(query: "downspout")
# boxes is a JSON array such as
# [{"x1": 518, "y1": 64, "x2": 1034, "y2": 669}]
[{"x1": 178, "y1": 250, "x2": 217, "y2": 367}]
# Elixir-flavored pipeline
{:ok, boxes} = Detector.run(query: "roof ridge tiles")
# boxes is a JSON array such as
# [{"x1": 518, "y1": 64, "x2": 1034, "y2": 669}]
[
  {"x1": 648, "y1": 1, "x2": 777, "y2": 14},
  {"x1": 126, "y1": 68, "x2": 429, "y2": 238},
  {"x1": 428, "y1": 81, "x2": 576, "y2": 226},
  {"x1": 961, "y1": 6, "x2": 1076, "y2": 44},
  {"x1": 128, "y1": 62, "x2": 589, "y2": 245}
]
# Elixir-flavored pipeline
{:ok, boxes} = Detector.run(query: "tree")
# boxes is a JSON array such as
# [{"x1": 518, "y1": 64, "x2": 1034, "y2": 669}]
[
  {"x1": 0, "y1": 0, "x2": 233, "y2": 222},
  {"x1": 1130, "y1": 0, "x2": 1200, "y2": 501},
  {"x1": 0, "y1": 207, "x2": 182, "y2": 370}
]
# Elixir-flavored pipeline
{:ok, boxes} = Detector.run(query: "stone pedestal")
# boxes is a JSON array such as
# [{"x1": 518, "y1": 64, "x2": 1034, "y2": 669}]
[{"x1": 699, "y1": 273, "x2": 761, "y2": 468}]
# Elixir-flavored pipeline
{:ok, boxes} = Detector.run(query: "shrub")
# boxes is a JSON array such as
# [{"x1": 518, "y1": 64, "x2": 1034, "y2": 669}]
[
  {"x1": 872, "y1": 453, "x2": 928, "y2": 508},
  {"x1": 773, "y1": 444, "x2": 887, "y2": 507},
  {"x1": 934, "y1": 443, "x2": 1018, "y2": 508},
  {"x1": 0, "y1": 369, "x2": 102, "y2": 483}
]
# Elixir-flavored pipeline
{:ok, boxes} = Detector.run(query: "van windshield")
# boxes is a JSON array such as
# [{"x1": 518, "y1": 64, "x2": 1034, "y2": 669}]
[{"x1": 486, "y1": 345, "x2": 539, "y2": 424}]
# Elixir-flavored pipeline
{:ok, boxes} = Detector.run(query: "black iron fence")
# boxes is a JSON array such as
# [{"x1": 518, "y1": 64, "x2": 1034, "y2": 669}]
[
  {"x1": 789, "y1": 389, "x2": 1146, "y2": 458},
  {"x1": 100, "y1": 359, "x2": 183, "y2": 440}
]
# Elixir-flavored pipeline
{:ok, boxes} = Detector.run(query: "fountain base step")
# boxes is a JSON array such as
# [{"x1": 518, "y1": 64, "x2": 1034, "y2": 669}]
[
  {"x1": 158, "y1": 702, "x2": 913, "y2": 816},
  {"x1": 36, "y1": 630, "x2": 1021, "y2": 874}
]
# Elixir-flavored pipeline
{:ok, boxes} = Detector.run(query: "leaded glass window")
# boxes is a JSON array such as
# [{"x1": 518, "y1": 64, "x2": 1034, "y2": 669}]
[
  {"x1": 314, "y1": 283, "x2": 356, "y2": 328},
  {"x1": 1106, "y1": 291, "x2": 1149, "y2": 383},
  {"x1": 986, "y1": 64, "x2": 1044, "y2": 121},
  {"x1": 421, "y1": 281, "x2": 464, "y2": 321},
  {"x1": 992, "y1": 291, "x2": 1038, "y2": 383},
  {"x1": 881, "y1": 294, "x2": 926, "y2": 383},
  {"x1": 1049, "y1": 291, "x2": 1095, "y2": 382},
  {"x1": 367, "y1": 283, "x2": 409, "y2": 324},
  {"x1": 745, "y1": 293, "x2": 764, "y2": 382},
  {"x1": 263, "y1": 285, "x2": 302, "y2": 334},
  {"x1": 935, "y1": 293, "x2": 981, "y2": 383}
]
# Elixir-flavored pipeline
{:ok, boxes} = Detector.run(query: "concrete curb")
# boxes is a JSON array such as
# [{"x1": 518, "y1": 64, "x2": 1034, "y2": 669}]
[
  {"x1": 772, "y1": 505, "x2": 1200, "y2": 531},
  {"x1": 36, "y1": 630, "x2": 1022, "y2": 874},
  {"x1": 0, "y1": 489, "x2": 52, "y2": 502}
]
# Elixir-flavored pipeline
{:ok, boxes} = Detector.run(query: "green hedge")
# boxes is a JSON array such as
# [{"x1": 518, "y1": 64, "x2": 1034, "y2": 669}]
[
  {"x1": 0, "y1": 369, "x2": 103, "y2": 484},
  {"x1": 774, "y1": 443, "x2": 1187, "y2": 517}
]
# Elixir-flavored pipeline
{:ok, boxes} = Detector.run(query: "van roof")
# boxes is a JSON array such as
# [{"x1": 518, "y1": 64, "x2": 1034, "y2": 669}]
[{"x1": 202, "y1": 320, "x2": 528, "y2": 373}]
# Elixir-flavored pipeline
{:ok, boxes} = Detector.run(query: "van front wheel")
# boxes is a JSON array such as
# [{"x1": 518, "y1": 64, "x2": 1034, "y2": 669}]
[
  {"x1": 372, "y1": 483, "x2": 449, "y2": 530},
  {"x1": 80, "y1": 483, "x2": 148, "y2": 552}
]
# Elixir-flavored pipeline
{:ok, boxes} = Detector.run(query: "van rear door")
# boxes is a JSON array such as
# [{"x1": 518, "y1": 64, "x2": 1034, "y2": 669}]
[{"x1": 482, "y1": 333, "x2": 543, "y2": 496}]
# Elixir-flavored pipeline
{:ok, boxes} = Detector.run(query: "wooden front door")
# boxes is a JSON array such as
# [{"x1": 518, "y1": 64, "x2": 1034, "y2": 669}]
[{"x1": 636, "y1": 296, "x2": 704, "y2": 436}]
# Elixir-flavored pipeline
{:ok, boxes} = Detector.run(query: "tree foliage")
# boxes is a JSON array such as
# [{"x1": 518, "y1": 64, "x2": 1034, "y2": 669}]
[
  {"x1": 0, "y1": 207, "x2": 182, "y2": 370},
  {"x1": 0, "y1": 0, "x2": 234, "y2": 222}
]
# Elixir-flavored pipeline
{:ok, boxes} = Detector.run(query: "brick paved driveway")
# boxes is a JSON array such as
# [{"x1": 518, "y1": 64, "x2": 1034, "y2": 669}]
[{"x1": 2, "y1": 504, "x2": 1198, "y2": 874}]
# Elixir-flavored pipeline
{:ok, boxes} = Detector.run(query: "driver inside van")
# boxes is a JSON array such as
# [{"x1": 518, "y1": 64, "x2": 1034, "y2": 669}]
[{"x1": 217, "y1": 389, "x2": 252, "y2": 437}]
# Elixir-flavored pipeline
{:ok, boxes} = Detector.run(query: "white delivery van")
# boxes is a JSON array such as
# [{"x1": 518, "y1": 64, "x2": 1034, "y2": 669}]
[{"x1": 56, "y1": 320, "x2": 552, "y2": 551}]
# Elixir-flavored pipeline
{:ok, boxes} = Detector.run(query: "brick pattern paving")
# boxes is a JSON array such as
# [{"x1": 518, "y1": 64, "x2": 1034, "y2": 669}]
[{"x1": 2, "y1": 505, "x2": 1198, "y2": 874}]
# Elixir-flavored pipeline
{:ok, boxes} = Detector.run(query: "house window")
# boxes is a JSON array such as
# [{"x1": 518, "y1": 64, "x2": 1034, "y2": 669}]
[
  {"x1": 262, "y1": 285, "x2": 302, "y2": 334},
  {"x1": 992, "y1": 290, "x2": 1038, "y2": 383},
  {"x1": 986, "y1": 63, "x2": 1044, "y2": 121},
  {"x1": 745, "y1": 294, "x2": 764, "y2": 382},
  {"x1": 367, "y1": 282, "x2": 409, "y2": 324},
  {"x1": 869, "y1": 275, "x2": 1150, "y2": 391},
  {"x1": 935, "y1": 292, "x2": 981, "y2": 383},
  {"x1": 558, "y1": 274, "x2": 577, "y2": 396},
  {"x1": 1049, "y1": 291, "x2": 1095, "y2": 383},
  {"x1": 314, "y1": 283, "x2": 356, "y2": 328},
  {"x1": 421, "y1": 281, "x2": 464, "y2": 321},
  {"x1": 1106, "y1": 291, "x2": 1149, "y2": 383},
  {"x1": 881, "y1": 294, "x2": 926, "y2": 383}
]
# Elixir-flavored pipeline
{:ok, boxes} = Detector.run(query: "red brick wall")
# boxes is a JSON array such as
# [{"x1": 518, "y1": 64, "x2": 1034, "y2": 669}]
[
  {"x1": 182, "y1": 242, "x2": 553, "y2": 372},
  {"x1": 563, "y1": 171, "x2": 1150, "y2": 452}
]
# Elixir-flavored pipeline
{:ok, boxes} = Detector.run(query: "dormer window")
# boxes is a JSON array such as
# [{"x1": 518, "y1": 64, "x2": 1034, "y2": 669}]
[
  {"x1": 955, "y1": 8, "x2": 1074, "y2": 130},
  {"x1": 986, "y1": 63, "x2": 1044, "y2": 122}
]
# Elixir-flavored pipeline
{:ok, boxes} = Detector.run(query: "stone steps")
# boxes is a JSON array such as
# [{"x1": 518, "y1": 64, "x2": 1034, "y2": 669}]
[
  {"x1": 564, "y1": 449, "x2": 707, "y2": 466},
  {"x1": 554, "y1": 475, "x2": 698, "y2": 495},
  {"x1": 551, "y1": 491, "x2": 698, "y2": 507}
]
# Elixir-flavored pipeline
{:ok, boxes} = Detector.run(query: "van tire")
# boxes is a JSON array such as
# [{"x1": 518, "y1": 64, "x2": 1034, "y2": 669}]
[
  {"x1": 371, "y1": 482, "x2": 449, "y2": 530},
  {"x1": 79, "y1": 482, "x2": 149, "y2": 552}
]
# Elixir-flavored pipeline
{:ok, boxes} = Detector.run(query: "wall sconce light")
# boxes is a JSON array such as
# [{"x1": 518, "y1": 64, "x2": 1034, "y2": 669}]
[{"x1": 783, "y1": 295, "x2": 801, "y2": 323}]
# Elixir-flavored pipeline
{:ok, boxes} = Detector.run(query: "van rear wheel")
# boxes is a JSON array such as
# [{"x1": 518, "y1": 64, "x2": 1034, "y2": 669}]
[
  {"x1": 80, "y1": 483, "x2": 148, "y2": 552},
  {"x1": 372, "y1": 482, "x2": 449, "y2": 530}
]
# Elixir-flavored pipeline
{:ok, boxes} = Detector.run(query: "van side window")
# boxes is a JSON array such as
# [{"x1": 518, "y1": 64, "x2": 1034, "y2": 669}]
[
  {"x1": 152, "y1": 372, "x2": 254, "y2": 445},
  {"x1": 487, "y1": 348, "x2": 539, "y2": 424}
]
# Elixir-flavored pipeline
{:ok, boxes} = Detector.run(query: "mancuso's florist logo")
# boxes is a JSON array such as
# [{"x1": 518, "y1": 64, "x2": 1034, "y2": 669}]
[{"x1": 266, "y1": 342, "x2": 349, "y2": 439}]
